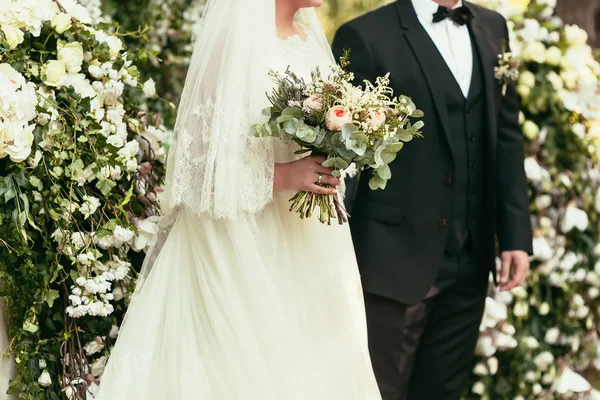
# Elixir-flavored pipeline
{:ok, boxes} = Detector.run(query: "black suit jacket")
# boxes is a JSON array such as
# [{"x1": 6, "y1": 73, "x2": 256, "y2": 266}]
[{"x1": 332, "y1": 0, "x2": 533, "y2": 304}]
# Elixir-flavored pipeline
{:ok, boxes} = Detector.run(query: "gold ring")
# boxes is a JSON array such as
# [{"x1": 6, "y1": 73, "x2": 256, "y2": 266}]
[{"x1": 318, "y1": 173, "x2": 323, "y2": 184}]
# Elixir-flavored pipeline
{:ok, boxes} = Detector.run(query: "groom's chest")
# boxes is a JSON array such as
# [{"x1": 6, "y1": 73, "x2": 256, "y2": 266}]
[{"x1": 373, "y1": 22, "x2": 502, "y2": 115}]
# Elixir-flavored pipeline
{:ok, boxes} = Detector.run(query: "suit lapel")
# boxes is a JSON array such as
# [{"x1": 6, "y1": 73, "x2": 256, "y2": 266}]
[
  {"x1": 395, "y1": 0, "x2": 456, "y2": 163},
  {"x1": 466, "y1": 2, "x2": 499, "y2": 155}
]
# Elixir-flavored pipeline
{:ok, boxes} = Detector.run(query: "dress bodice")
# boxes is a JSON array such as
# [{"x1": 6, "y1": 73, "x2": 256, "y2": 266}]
[{"x1": 273, "y1": 29, "x2": 334, "y2": 81}]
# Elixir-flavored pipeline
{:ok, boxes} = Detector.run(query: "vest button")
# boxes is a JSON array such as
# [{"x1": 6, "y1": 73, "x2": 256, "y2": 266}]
[
  {"x1": 443, "y1": 175, "x2": 453, "y2": 185},
  {"x1": 469, "y1": 135, "x2": 475, "y2": 142},
  {"x1": 471, "y1": 162, "x2": 477, "y2": 169},
  {"x1": 467, "y1": 107, "x2": 472, "y2": 114},
  {"x1": 439, "y1": 218, "x2": 447, "y2": 227}
]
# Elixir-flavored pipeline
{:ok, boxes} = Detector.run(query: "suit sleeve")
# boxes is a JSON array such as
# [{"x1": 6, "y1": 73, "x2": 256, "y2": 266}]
[
  {"x1": 332, "y1": 23, "x2": 377, "y2": 211},
  {"x1": 495, "y1": 16, "x2": 533, "y2": 254}
]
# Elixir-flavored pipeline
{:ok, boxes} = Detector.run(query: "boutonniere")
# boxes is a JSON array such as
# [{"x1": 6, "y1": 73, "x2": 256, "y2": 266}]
[{"x1": 494, "y1": 43, "x2": 520, "y2": 96}]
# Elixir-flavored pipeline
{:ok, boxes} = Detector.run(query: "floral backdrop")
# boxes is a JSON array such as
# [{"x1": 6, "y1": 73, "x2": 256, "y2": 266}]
[{"x1": 2, "y1": 0, "x2": 600, "y2": 398}]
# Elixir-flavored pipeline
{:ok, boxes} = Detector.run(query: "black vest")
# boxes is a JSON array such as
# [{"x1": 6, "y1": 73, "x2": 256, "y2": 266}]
[{"x1": 444, "y1": 34, "x2": 486, "y2": 256}]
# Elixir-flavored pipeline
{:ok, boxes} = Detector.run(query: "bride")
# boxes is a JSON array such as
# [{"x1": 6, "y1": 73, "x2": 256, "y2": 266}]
[{"x1": 96, "y1": 0, "x2": 382, "y2": 398}]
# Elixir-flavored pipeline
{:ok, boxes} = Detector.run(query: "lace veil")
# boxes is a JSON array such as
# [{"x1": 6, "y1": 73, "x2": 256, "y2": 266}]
[{"x1": 159, "y1": 0, "x2": 334, "y2": 221}]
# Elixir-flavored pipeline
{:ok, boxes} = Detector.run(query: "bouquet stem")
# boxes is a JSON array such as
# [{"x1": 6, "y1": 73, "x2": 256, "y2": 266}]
[{"x1": 289, "y1": 186, "x2": 349, "y2": 225}]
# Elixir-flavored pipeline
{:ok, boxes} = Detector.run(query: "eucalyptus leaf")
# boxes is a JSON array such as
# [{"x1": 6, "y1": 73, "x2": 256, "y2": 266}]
[
  {"x1": 341, "y1": 123, "x2": 359, "y2": 140},
  {"x1": 369, "y1": 175, "x2": 387, "y2": 190},
  {"x1": 377, "y1": 164, "x2": 392, "y2": 180},
  {"x1": 283, "y1": 118, "x2": 299, "y2": 135}
]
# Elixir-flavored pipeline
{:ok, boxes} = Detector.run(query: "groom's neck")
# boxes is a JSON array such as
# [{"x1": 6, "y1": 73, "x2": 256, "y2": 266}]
[{"x1": 433, "y1": 0, "x2": 460, "y2": 8}]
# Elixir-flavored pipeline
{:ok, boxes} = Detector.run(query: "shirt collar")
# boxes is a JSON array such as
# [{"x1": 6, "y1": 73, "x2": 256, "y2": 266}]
[{"x1": 412, "y1": 0, "x2": 464, "y2": 21}]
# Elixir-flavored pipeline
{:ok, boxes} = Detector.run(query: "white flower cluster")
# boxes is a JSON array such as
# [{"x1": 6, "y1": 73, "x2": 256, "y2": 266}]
[
  {"x1": 0, "y1": 64, "x2": 37, "y2": 162},
  {"x1": 0, "y1": 0, "x2": 58, "y2": 48},
  {"x1": 66, "y1": 250, "x2": 133, "y2": 319}
]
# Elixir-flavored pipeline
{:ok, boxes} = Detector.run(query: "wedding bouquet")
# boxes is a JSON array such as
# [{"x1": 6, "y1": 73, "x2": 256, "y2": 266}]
[{"x1": 252, "y1": 54, "x2": 424, "y2": 225}]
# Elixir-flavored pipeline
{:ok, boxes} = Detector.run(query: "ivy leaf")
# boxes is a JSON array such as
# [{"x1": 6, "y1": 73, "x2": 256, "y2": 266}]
[
  {"x1": 44, "y1": 290, "x2": 60, "y2": 308},
  {"x1": 96, "y1": 179, "x2": 116, "y2": 196},
  {"x1": 22, "y1": 321, "x2": 38, "y2": 333}
]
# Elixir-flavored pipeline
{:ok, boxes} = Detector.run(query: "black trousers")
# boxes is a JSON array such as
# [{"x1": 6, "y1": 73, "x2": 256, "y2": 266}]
[{"x1": 364, "y1": 250, "x2": 488, "y2": 400}]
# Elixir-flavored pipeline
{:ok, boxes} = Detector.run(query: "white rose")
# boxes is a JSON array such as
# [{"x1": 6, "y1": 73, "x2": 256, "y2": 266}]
[
  {"x1": 565, "y1": 25, "x2": 588, "y2": 46},
  {"x1": 538, "y1": 302, "x2": 550, "y2": 316},
  {"x1": 113, "y1": 225, "x2": 135, "y2": 247},
  {"x1": 142, "y1": 78, "x2": 156, "y2": 97},
  {"x1": 516, "y1": 85, "x2": 530, "y2": 99},
  {"x1": 572, "y1": 123, "x2": 586, "y2": 139},
  {"x1": 43, "y1": 60, "x2": 67, "y2": 87},
  {"x1": 575, "y1": 305, "x2": 589, "y2": 319},
  {"x1": 545, "y1": 46, "x2": 562, "y2": 66},
  {"x1": 132, "y1": 216, "x2": 161, "y2": 252},
  {"x1": 118, "y1": 140, "x2": 140, "y2": 158},
  {"x1": 91, "y1": 355, "x2": 108, "y2": 377},
  {"x1": 83, "y1": 339, "x2": 104, "y2": 356},
  {"x1": 1, "y1": 25, "x2": 24, "y2": 50},
  {"x1": 471, "y1": 381, "x2": 485, "y2": 395},
  {"x1": 325, "y1": 106, "x2": 353, "y2": 132},
  {"x1": 559, "y1": 251, "x2": 578, "y2": 270},
  {"x1": 0, "y1": 122, "x2": 34, "y2": 163},
  {"x1": 95, "y1": 31, "x2": 123, "y2": 58},
  {"x1": 513, "y1": 301, "x2": 529, "y2": 318},
  {"x1": 475, "y1": 335, "x2": 496, "y2": 357},
  {"x1": 107, "y1": 134, "x2": 125, "y2": 148},
  {"x1": 37, "y1": 369, "x2": 52, "y2": 387},
  {"x1": 366, "y1": 110, "x2": 387, "y2": 131},
  {"x1": 524, "y1": 370, "x2": 538, "y2": 383},
  {"x1": 524, "y1": 157, "x2": 546, "y2": 182},
  {"x1": 58, "y1": 41, "x2": 84, "y2": 74},
  {"x1": 561, "y1": 205, "x2": 589, "y2": 233},
  {"x1": 522, "y1": 41, "x2": 546, "y2": 64},
  {"x1": 96, "y1": 235, "x2": 115, "y2": 250},
  {"x1": 70, "y1": 232, "x2": 86, "y2": 249},
  {"x1": 545, "y1": 71, "x2": 563, "y2": 91},
  {"x1": 544, "y1": 327, "x2": 560, "y2": 344},
  {"x1": 51, "y1": 13, "x2": 72, "y2": 34},
  {"x1": 519, "y1": 70, "x2": 536, "y2": 88},
  {"x1": 522, "y1": 120, "x2": 539, "y2": 140},
  {"x1": 109, "y1": 324, "x2": 119, "y2": 339},
  {"x1": 535, "y1": 194, "x2": 552, "y2": 210},
  {"x1": 494, "y1": 331, "x2": 518, "y2": 350},
  {"x1": 487, "y1": 357, "x2": 498, "y2": 375},
  {"x1": 523, "y1": 336, "x2": 540, "y2": 350},
  {"x1": 552, "y1": 367, "x2": 591, "y2": 394},
  {"x1": 511, "y1": 286, "x2": 528, "y2": 299},
  {"x1": 472, "y1": 362, "x2": 488, "y2": 376},
  {"x1": 303, "y1": 94, "x2": 323, "y2": 111},
  {"x1": 533, "y1": 352, "x2": 554, "y2": 373},
  {"x1": 112, "y1": 286, "x2": 124, "y2": 301},
  {"x1": 79, "y1": 196, "x2": 101, "y2": 219}
]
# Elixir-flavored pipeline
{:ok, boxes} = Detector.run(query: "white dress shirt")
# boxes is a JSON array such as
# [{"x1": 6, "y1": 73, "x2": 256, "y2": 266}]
[{"x1": 411, "y1": 0, "x2": 474, "y2": 98}]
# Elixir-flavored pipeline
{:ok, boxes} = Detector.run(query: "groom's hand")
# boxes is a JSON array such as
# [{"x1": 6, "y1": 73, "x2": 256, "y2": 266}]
[{"x1": 499, "y1": 250, "x2": 530, "y2": 291}]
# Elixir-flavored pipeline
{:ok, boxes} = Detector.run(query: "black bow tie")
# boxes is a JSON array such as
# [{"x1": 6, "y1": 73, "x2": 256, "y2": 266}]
[{"x1": 432, "y1": 5, "x2": 474, "y2": 26}]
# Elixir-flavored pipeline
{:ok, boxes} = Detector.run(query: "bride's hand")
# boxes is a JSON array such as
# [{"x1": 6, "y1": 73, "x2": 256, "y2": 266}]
[{"x1": 274, "y1": 156, "x2": 340, "y2": 195}]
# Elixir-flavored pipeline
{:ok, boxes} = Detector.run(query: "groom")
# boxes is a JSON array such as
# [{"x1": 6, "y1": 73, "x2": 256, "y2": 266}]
[{"x1": 333, "y1": 0, "x2": 532, "y2": 399}]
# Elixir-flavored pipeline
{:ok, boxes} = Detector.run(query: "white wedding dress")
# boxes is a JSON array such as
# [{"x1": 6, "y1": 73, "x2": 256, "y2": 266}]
[{"x1": 96, "y1": 5, "x2": 382, "y2": 400}]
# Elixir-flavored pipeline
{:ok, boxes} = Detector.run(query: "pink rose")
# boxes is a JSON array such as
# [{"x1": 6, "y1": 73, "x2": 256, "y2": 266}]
[
  {"x1": 366, "y1": 110, "x2": 387, "y2": 131},
  {"x1": 303, "y1": 94, "x2": 323, "y2": 111},
  {"x1": 325, "y1": 106, "x2": 352, "y2": 132}
]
